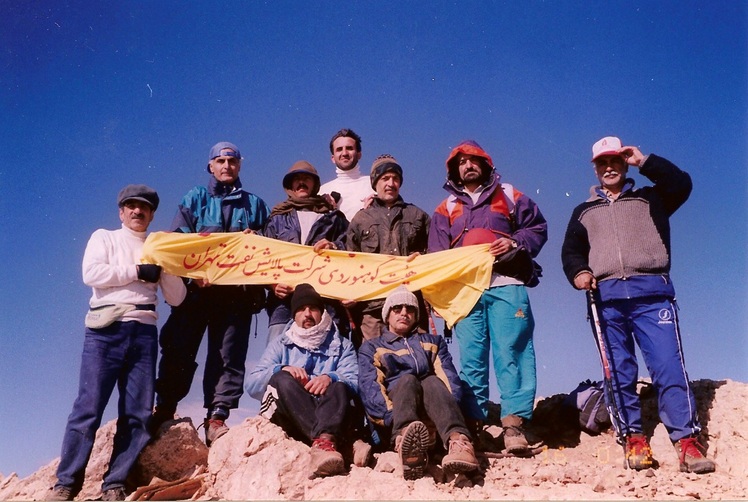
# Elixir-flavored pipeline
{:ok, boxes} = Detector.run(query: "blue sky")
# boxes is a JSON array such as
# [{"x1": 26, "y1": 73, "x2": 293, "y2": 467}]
[{"x1": 1, "y1": 1, "x2": 745, "y2": 478}]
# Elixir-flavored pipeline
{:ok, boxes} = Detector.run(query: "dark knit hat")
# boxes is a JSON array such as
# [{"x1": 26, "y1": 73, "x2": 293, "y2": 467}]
[
  {"x1": 370, "y1": 154, "x2": 403, "y2": 189},
  {"x1": 290, "y1": 283, "x2": 324, "y2": 314},
  {"x1": 282, "y1": 160, "x2": 321, "y2": 195},
  {"x1": 117, "y1": 184, "x2": 159, "y2": 210}
]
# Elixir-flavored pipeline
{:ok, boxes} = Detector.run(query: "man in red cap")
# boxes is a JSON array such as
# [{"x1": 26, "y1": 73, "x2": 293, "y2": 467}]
[
  {"x1": 561, "y1": 137, "x2": 715, "y2": 473},
  {"x1": 428, "y1": 140, "x2": 547, "y2": 455}
]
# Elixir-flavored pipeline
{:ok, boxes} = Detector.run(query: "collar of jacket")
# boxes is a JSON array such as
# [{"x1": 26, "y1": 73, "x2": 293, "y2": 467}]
[
  {"x1": 381, "y1": 328, "x2": 418, "y2": 344},
  {"x1": 209, "y1": 176, "x2": 243, "y2": 197},
  {"x1": 371, "y1": 195, "x2": 406, "y2": 209}
]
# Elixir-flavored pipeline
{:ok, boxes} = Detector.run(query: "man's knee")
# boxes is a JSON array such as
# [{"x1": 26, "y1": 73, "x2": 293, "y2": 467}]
[{"x1": 268, "y1": 370, "x2": 299, "y2": 393}]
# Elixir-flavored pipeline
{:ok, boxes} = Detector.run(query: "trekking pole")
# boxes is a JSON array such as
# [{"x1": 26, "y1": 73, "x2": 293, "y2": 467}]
[{"x1": 587, "y1": 289, "x2": 624, "y2": 446}]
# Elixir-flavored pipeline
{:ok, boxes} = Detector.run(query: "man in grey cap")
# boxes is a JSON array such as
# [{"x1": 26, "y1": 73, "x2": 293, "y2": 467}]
[
  {"x1": 152, "y1": 142, "x2": 270, "y2": 447},
  {"x1": 49, "y1": 185, "x2": 186, "y2": 501},
  {"x1": 345, "y1": 154, "x2": 431, "y2": 346}
]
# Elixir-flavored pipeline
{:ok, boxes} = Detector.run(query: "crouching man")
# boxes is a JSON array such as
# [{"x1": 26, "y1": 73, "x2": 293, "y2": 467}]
[
  {"x1": 358, "y1": 286, "x2": 480, "y2": 480},
  {"x1": 245, "y1": 283, "x2": 359, "y2": 478}
]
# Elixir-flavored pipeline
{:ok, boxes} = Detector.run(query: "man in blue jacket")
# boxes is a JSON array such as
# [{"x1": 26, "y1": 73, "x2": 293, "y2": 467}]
[
  {"x1": 262, "y1": 161, "x2": 349, "y2": 345},
  {"x1": 358, "y1": 286, "x2": 479, "y2": 480},
  {"x1": 246, "y1": 284, "x2": 359, "y2": 478},
  {"x1": 152, "y1": 142, "x2": 270, "y2": 446},
  {"x1": 561, "y1": 136, "x2": 715, "y2": 474}
]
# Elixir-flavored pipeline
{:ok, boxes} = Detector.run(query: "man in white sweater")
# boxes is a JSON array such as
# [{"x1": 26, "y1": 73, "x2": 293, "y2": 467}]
[
  {"x1": 49, "y1": 185, "x2": 186, "y2": 502},
  {"x1": 320, "y1": 128, "x2": 375, "y2": 222}
]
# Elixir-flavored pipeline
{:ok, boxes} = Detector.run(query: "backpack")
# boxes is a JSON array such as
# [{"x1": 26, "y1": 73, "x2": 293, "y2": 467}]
[{"x1": 563, "y1": 379, "x2": 611, "y2": 435}]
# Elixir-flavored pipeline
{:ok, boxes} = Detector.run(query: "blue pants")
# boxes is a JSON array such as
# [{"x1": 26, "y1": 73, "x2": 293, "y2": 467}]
[
  {"x1": 454, "y1": 285, "x2": 536, "y2": 421},
  {"x1": 595, "y1": 296, "x2": 700, "y2": 442},
  {"x1": 56, "y1": 321, "x2": 157, "y2": 492}
]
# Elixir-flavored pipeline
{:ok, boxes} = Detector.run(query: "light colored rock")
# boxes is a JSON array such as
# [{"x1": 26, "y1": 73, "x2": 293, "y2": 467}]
[{"x1": 2, "y1": 379, "x2": 747, "y2": 501}]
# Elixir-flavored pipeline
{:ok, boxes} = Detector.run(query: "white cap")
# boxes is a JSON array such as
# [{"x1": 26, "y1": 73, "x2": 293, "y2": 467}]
[{"x1": 591, "y1": 136, "x2": 623, "y2": 161}]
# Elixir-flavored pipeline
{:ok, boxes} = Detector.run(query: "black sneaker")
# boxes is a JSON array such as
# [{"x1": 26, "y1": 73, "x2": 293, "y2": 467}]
[{"x1": 149, "y1": 405, "x2": 175, "y2": 436}]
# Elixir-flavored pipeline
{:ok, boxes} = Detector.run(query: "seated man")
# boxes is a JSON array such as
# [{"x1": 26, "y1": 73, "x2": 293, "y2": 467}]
[
  {"x1": 358, "y1": 286, "x2": 480, "y2": 480},
  {"x1": 245, "y1": 283, "x2": 359, "y2": 478}
]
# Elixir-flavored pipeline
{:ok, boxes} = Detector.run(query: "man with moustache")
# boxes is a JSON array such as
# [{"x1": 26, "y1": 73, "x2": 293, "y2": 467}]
[
  {"x1": 151, "y1": 142, "x2": 270, "y2": 447},
  {"x1": 49, "y1": 185, "x2": 186, "y2": 501},
  {"x1": 319, "y1": 128, "x2": 375, "y2": 222},
  {"x1": 345, "y1": 154, "x2": 431, "y2": 346},
  {"x1": 358, "y1": 286, "x2": 480, "y2": 480},
  {"x1": 428, "y1": 140, "x2": 548, "y2": 455},
  {"x1": 246, "y1": 284, "x2": 359, "y2": 478},
  {"x1": 561, "y1": 136, "x2": 715, "y2": 473},
  {"x1": 262, "y1": 160, "x2": 349, "y2": 344}
]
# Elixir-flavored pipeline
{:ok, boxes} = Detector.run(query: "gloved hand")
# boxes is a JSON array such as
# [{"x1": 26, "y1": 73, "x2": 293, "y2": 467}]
[{"x1": 137, "y1": 264, "x2": 162, "y2": 283}]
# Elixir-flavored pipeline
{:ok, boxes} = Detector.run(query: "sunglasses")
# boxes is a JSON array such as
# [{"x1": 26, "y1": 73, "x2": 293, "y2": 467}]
[{"x1": 391, "y1": 304, "x2": 417, "y2": 314}]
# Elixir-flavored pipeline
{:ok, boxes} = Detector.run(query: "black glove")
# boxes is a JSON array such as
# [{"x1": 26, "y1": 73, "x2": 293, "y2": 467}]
[{"x1": 137, "y1": 264, "x2": 162, "y2": 283}]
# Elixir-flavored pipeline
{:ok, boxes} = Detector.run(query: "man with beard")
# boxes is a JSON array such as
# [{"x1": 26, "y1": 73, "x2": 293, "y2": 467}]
[
  {"x1": 246, "y1": 284, "x2": 359, "y2": 478},
  {"x1": 428, "y1": 140, "x2": 547, "y2": 455}
]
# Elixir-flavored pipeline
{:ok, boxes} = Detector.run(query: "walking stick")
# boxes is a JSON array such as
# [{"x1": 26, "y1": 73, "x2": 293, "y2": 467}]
[{"x1": 587, "y1": 289, "x2": 624, "y2": 446}]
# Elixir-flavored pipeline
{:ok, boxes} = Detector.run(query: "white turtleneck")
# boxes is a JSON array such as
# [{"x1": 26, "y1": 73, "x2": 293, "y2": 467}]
[
  {"x1": 82, "y1": 224, "x2": 186, "y2": 325},
  {"x1": 319, "y1": 166, "x2": 375, "y2": 222}
]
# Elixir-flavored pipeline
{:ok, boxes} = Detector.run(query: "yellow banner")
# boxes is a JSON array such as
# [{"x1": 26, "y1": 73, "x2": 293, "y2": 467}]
[{"x1": 141, "y1": 232, "x2": 494, "y2": 326}]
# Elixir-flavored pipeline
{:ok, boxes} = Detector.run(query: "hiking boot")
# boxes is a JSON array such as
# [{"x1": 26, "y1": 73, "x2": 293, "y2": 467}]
[
  {"x1": 101, "y1": 486, "x2": 127, "y2": 501},
  {"x1": 395, "y1": 421, "x2": 430, "y2": 480},
  {"x1": 352, "y1": 439, "x2": 373, "y2": 467},
  {"x1": 310, "y1": 434, "x2": 345, "y2": 476},
  {"x1": 674, "y1": 437, "x2": 715, "y2": 474},
  {"x1": 501, "y1": 415, "x2": 530, "y2": 454},
  {"x1": 47, "y1": 486, "x2": 73, "y2": 501},
  {"x1": 149, "y1": 405, "x2": 175, "y2": 436},
  {"x1": 204, "y1": 417, "x2": 229, "y2": 447},
  {"x1": 442, "y1": 432, "x2": 480, "y2": 473},
  {"x1": 625, "y1": 433, "x2": 656, "y2": 470}
]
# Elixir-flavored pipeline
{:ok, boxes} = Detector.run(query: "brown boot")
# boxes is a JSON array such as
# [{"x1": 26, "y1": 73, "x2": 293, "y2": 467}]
[
  {"x1": 442, "y1": 432, "x2": 480, "y2": 473},
  {"x1": 625, "y1": 433, "x2": 656, "y2": 470},
  {"x1": 501, "y1": 415, "x2": 529, "y2": 454},
  {"x1": 310, "y1": 434, "x2": 345, "y2": 477},
  {"x1": 674, "y1": 437, "x2": 715, "y2": 474},
  {"x1": 394, "y1": 421, "x2": 430, "y2": 480}
]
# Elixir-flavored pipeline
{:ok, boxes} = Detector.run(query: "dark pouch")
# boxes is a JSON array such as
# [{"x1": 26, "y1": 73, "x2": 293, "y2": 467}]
[{"x1": 492, "y1": 245, "x2": 543, "y2": 287}]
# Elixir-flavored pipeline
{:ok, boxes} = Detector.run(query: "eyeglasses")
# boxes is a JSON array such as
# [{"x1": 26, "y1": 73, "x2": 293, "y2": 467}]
[{"x1": 391, "y1": 305, "x2": 417, "y2": 314}]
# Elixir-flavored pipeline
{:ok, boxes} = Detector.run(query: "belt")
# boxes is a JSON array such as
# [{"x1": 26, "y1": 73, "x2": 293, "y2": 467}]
[{"x1": 134, "y1": 304, "x2": 157, "y2": 311}]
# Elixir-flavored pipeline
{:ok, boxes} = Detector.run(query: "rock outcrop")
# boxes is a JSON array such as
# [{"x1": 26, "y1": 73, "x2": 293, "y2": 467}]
[{"x1": 1, "y1": 379, "x2": 746, "y2": 500}]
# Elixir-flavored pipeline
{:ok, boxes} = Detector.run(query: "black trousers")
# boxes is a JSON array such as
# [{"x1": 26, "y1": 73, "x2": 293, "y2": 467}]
[
  {"x1": 155, "y1": 285, "x2": 259, "y2": 412},
  {"x1": 266, "y1": 371, "x2": 354, "y2": 442},
  {"x1": 390, "y1": 373, "x2": 471, "y2": 448}
]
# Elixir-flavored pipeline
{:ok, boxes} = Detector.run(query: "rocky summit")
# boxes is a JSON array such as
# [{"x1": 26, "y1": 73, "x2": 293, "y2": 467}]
[{"x1": 1, "y1": 379, "x2": 746, "y2": 500}]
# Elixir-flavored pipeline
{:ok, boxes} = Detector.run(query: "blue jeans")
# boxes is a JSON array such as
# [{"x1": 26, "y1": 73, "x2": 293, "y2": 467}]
[
  {"x1": 454, "y1": 285, "x2": 536, "y2": 421},
  {"x1": 55, "y1": 321, "x2": 157, "y2": 492}
]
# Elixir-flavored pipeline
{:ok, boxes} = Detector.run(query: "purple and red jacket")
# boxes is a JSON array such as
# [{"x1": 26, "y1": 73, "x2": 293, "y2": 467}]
[{"x1": 428, "y1": 141, "x2": 547, "y2": 258}]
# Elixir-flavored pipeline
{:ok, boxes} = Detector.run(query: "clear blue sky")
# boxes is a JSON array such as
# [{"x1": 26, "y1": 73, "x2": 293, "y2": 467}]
[{"x1": 1, "y1": 1, "x2": 745, "y2": 478}]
